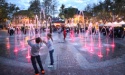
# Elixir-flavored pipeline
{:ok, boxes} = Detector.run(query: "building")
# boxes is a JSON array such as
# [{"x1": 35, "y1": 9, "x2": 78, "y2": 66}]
[{"x1": 52, "y1": 17, "x2": 65, "y2": 27}]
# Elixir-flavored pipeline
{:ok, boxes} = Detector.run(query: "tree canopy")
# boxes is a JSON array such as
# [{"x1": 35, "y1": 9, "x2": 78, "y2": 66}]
[
  {"x1": 84, "y1": 0, "x2": 125, "y2": 20},
  {"x1": 28, "y1": 0, "x2": 41, "y2": 16},
  {"x1": 0, "y1": 0, "x2": 19, "y2": 23},
  {"x1": 59, "y1": 5, "x2": 78, "y2": 19}
]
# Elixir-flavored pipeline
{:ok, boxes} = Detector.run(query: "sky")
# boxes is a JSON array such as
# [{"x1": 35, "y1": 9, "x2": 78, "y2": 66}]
[{"x1": 6, "y1": 0, "x2": 104, "y2": 10}]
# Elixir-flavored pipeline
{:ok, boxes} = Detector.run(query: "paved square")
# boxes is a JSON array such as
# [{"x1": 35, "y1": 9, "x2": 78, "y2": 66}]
[{"x1": 0, "y1": 30, "x2": 125, "y2": 75}]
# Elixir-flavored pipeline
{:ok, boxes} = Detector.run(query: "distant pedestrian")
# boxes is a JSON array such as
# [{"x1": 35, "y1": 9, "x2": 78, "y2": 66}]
[
  {"x1": 57, "y1": 27, "x2": 62, "y2": 42},
  {"x1": 27, "y1": 37, "x2": 45, "y2": 75},
  {"x1": 63, "y1": 29, "x2": 67, "y2": 41},
  {"x1": 42, "y1": 33, "x2": 54, "y2": 68},
  {"x1": 16, "y1": 27, "x2": 19, "y2": 34}
]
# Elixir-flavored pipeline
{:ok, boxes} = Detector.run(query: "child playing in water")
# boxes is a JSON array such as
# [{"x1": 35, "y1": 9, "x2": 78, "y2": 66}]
[
  {"x1": 27, "y1": 37, "x2": 45, "y2": 75},
  {"x1": 42, "y1": 33, "x2": 54, "y2": 67}
]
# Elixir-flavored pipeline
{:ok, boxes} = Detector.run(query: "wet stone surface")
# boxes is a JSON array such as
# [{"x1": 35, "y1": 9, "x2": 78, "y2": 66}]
[
  {"x1": 73, "y1": 42, "x2": 125, "y2": 63},
  {"x1": 0, "y1": 30, "x2": 125, "y2": 75}
]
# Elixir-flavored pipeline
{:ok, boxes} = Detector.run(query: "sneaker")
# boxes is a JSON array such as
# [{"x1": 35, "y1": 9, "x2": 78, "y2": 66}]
[
  {"x1": 48, "y1": 65, "x2": 54, "y2": 68},
  {"x1": 35, "y1": 73, "x2": 39, "y2": 75},
  {"x1": 41, "y1": 70, "x2": 45, "y2": 74}
]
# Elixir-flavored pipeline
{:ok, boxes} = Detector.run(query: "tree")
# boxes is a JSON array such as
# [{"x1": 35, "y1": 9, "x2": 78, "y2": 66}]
[
  {"x1": 113, "y1": 0, "x2": 125, "y2": 16},
  {"x1": 64, "y1": 7, "x2": 78, "y2": 19},
  {"x1": 59, "y1": 4, "x2": 65, "y2": 19},
  {"x1": 0, "y1": 0, "x2": 20, "y2": 24},
  {"x1": 28, "y1": 0, "x2": 41, "y2": 16},
  {"x1": 59, "y1": 6, "x2": 78, "y2": 19},
  {"x1": 42, "y1": 0, "x2": 58, "y2": 17}
]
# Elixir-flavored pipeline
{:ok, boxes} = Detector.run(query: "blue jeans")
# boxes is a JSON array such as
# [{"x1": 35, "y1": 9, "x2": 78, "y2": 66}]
[
  {"x1": 49, "y1": 50, "x2": 54, "y2": 65},
  {"x1": 31, "y1": 55, "x2": 44, "y2": 74}
]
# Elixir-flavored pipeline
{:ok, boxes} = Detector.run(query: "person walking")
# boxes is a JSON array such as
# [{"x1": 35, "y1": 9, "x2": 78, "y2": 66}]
[
  {"x1": 42, "y1": 33, "x2": 54, "y2": 68},
  {"x1": 63, "y1": 28, "x2": 67, "y2": 42},
  {"x1": 57, "y1": 27, "x2": 62, "y2": 42},
  {"x1": 27, "y1": 37, "x2": 45, "y2": 75}
]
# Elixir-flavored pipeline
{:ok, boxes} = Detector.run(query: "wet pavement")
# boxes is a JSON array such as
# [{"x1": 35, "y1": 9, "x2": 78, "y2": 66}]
[{"x1": 0, "y1": 30, "x2": 125, "y2": 75}]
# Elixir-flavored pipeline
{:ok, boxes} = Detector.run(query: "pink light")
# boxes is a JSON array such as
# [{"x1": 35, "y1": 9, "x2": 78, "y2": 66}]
[
  {"x1": 84, "y1": 45, "x2": 87, "y2": 48},
  {"x1": 14, "y1": 48, "x2": 18, "y2": 52},
  {"x1": 111, "y1": 44, "x2": 115, "y2": 47},
  {"x1": 106, "y1": 48, "x2": 110, "y2": 51},
  {"x1": 98, "y1": 54, "x2": 103, "y2": 58},
  {"x1": 22, "y1": 44, "x2": 25, "y2": 48},
  {"x1": 26, "y1": 55, "x2": 31, "y2": 59},
  {"x1": 90, "y1": 47, "x2": 94, "y2": 53},
  {"x1": 98, "y1": 44, "x2": 102, "y2": 48},
  {"x1": 98, "y1": 51, "x2": 103, "y2": 58},
  {"x1": 26, "y1": 48, "x2": 31, "y2": 59},
  {"x1": 6, "y1": 44, "x2": 10, "y2": 49},
  {"x1": 70, "y1": 32, "x2": 75, "y2": 42},
  {"x1": 20, "y1": 41, "x2": 25, "y2": 48}
]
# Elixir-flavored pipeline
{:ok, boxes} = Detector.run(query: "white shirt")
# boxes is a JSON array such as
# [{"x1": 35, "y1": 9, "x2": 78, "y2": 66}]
[
  {"x1": 46, "y1": 39, "x2": 54, "y2": 51},
  {"x1": 27, "y1": 40, "x2": 42, "y2": 56}
]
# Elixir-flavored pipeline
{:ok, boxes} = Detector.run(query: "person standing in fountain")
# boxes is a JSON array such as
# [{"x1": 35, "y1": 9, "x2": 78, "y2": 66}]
[
  {"x1": 42, "y1": 33, "x2": 54, "y2": 67},
  {"x1": 27, "y1": 37, "x2": 45, "y2": 75},
  {"x1": 63, "y1": 28, "x2": 67, "y2": 42}
]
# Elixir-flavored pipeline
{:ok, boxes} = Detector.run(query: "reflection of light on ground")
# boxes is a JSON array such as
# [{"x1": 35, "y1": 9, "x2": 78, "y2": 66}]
[
  {"x1": 14, "y1": 47, "x2": 18, "y2": 52},
  {"x1": 6, "y1": 43, "x2": 10, "y2": 49},
  {"x1": 26, "y1": 55, "x2": 31, "y2": 59},
  {"x1": 6, "y1": 37, "x2": 10, "y2": 49},
  {"x1": 106, "y1": 48, "x2": 110, "y2": 51},
  {"x1": 6, "y1": 37, "x2": 9, "y2": 40},
  {"x1": 98, "y1": 53, "x2": 103, "y2": 58},
  {"x1": 111, "y1": 44, "x2": 115, "y2": 48},
  {"x1": 26, "y1": 48, "x2": 31, "y2": 63}
]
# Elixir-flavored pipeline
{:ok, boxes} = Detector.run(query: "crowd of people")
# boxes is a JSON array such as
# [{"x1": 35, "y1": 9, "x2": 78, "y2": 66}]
[{"x1": 7, "y1": 22, "x2": 125, "y2": 40}]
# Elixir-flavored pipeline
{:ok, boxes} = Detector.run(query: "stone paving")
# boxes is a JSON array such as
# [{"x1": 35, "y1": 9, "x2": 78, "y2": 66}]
[{"x1": 0, "y1": 30, "x2": 125, "y2": 75}]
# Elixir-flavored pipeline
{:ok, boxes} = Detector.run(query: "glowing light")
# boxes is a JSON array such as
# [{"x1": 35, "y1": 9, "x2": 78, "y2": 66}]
[
  {"x1": 90, "y1": 47, "x2": 94, "y2": 53},
  {"x1": 84, "y1": 45, "x2": 87, "y2": 48},
  {"x1": 6, "y1": 37, "x2": 9, "y2": 40},
  {"x1": 98, "y1": 44, "x2": 102, "y2": 48},
  {"x1": 6, "y1": 43, "x2": 10, "y2": 49},
  {"x1": 98, "y1": 51, "x2": 103, "y2": 58},
  {"x1": 98, "y1": 54, "x2": 103, "y2": 58},
  {"x1": 111, "y1": 44, "x2": 115, "y2": 47},
  {"x1": 14, "y1": 48, "x2": 18, "y2": 52},
  {"x1": 26, "y1": 55, "x2": 31, "y2": 59},
  {"x1": 26, "y1": 48, "x2": 31, "y2": 59},
  {"x1": 106, "y1": 48, "x2": 110, "y2": 51},
  {"x1": 20, "y1": 41, "x2": 25, "y2": 48}
]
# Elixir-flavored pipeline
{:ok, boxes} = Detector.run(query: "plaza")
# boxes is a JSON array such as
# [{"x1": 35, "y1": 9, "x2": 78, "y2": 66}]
[
  {"x1": 0, "y1": 29, "x2": 125, "y2": 75},
  {"x1": 1, "y1": 0, "x2": 125, "y2": 75}
]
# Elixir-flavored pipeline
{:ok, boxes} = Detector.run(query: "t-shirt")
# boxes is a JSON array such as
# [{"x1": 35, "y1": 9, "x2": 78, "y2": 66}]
[
  {"x1": 46, "y1": 39, "x2": 54, "y2": 51},
  {"x1": 27, "y1": 40, "x2": 42, "y2": 56}
]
